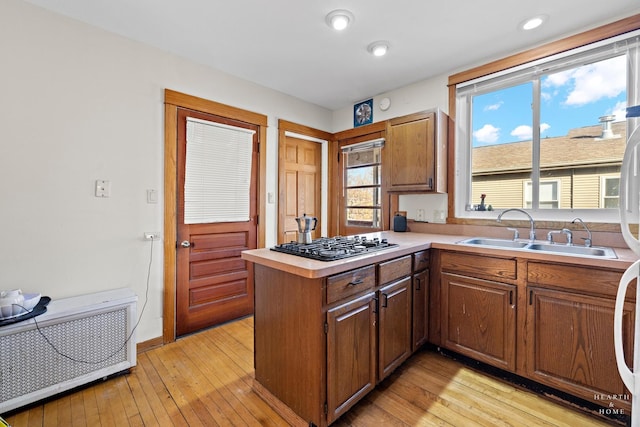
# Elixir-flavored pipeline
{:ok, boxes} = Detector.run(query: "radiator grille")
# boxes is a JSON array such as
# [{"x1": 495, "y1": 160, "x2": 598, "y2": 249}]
[{"x1": 1, "y1": 308, "x2": 129, "y2": 402}]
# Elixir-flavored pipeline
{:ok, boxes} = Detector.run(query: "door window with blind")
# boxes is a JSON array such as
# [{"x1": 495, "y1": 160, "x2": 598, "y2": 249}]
[
  {"x1": 342, "y1": 139, "x2": 384, "y2": 229},
  {"x1": 184, "y1": 117, "x2": 255, "y2": 223}
]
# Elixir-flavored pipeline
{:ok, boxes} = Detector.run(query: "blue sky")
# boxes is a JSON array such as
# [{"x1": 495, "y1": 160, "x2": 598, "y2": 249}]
[{"x1": 472, "y1": 55, "x2": 627, "y2": 147}]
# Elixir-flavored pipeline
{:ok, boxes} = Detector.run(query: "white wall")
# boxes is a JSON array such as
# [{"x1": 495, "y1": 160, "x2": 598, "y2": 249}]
[{"x1": 0, "y1": 0, "x2": 332, "y2": 342}]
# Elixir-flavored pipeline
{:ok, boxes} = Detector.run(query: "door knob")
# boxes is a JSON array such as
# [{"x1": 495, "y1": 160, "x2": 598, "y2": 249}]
[{"x1": 180, "y1": 240, "x2": 192, "y2": 248}]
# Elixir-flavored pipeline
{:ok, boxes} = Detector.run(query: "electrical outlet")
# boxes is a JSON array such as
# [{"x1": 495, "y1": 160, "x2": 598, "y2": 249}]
[{"x1": 143, "y1": 232, "x2": 161, "y2": 240}]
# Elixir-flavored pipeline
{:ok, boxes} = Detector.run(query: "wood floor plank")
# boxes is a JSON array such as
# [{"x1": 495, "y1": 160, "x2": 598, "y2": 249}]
[
  {"x1": 179, "y1": 333, "x2": 269, "y2": 427},
  {"x1": 2, "y1": 316, "x2": 623, "y2": 427},
  {"x1": 69, "y1": 389, "x2": 87, "y2": 427},
  {"x1": 137, "y1": 351, "x2": 188, "y2": 426},
  {"x1": 146, "y1": 348, "x2": 210, "y2": 426},
  {"x1": 415, "y1": 352, "x2": 611, "y2": 426},
  {"x1": 163, "y1": 343, "x2": 236, "y2": 426}
]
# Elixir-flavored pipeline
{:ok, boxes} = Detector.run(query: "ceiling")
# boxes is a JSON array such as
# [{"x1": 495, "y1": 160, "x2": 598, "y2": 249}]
[{"x1": 21, "y1": 0, "x2": 640, "y2": 110}]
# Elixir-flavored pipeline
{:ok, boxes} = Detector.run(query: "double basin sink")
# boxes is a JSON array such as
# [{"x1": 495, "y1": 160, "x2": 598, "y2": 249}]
[{"x1": 457, "y1": 237, "x2": 617, "y2": 259}]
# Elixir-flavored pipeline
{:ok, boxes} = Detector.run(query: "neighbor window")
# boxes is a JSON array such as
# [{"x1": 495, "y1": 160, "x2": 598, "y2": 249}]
[
  {"x1": 602, "y1": 176, "x2": 620, "y2": 208},
  {"x1": 342, "y1": 139, "x2": 384, "y2": 228},
  {"x1": 455, "y1": 31, "x2": 639, "y2": 221}
]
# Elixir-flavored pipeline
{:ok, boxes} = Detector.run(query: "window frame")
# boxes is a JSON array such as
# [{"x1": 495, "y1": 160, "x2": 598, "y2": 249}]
[
  {"x1": 447, "y1": 15, "x2": 640, "y2": 227},
  {"x1": 344, "y1": 145, "x2": 383, "y2": 229},
  {"x1": 601, "y1": 175, "x2": 620, "y2": 209}
]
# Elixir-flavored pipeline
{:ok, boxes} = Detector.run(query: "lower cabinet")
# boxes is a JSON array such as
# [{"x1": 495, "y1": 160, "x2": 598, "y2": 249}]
[
  {"x1": 327, "y1": 292, "x2": 377, "y2": 424},
  {"x1": 526, "y1": 286, "x2": 634, "y2": 411},
  {"x1": 378, "y1": 276, "x2": 413, "y2": 380},
  {"x1": 326, "y1": 253, "x2": 417, "y2": 424},
  {"x1": 412, "y1": 250, "x2": 430, "y2": 351},
  {"x1": 441, "y1": 272, "x2": 516, "y2": 371},
  {"x1": 437, "y1": 250, "x2": 635, "y2": 414}
]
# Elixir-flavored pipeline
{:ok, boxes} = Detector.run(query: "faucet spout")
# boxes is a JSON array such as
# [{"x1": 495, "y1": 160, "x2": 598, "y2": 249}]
[
  {"x1": 497, "y1": 208, "x2": 536, "y2": 241},
  {"x1": 571, "y1": 217, "x2": 592, "y2": 247}
]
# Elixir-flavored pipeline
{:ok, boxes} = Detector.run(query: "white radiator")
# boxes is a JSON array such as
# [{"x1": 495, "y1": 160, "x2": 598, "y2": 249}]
[{"x1": 0, "y1": 288, "x2": 137, "y2": 414}]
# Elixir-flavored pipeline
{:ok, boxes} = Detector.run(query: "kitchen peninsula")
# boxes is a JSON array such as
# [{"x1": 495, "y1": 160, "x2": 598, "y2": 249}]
[
  {"x1": 242, "y1": 231, "x2": 638, "y2": 426},
  {"x1": 242, "y1": 231, "x2": 445, "y2": 426}
]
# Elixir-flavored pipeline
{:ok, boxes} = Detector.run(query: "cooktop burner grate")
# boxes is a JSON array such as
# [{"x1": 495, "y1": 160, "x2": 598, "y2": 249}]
[{"x1": 270, "y1": 236, "x2": 397, "y2": 261}]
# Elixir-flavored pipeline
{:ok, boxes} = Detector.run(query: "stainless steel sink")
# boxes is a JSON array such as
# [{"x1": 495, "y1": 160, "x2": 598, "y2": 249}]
[
  {"x1": 457, "y1": 237, "x2": 529, "y2": 249},
  {"x1": 526, "y1": 243, "x2": 617, "y2": 258},
  {"x1": 456, "y1": 237, "x2": 617, "y2": 259}
]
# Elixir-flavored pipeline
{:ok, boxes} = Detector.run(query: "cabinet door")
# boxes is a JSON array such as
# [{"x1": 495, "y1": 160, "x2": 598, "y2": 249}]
[
  {"x1": 526, "y1": 287, "x2": 634, "y2": 411},
  {"x1": 389, "y1": 114, "x2": 435, "y2": 190},
  {"x1": 378, "y1": 277, "x2": 413, "y2": 380},
  {"x1": 412, "y1": 269, "x2": 429, "y2": 351},
  {"x1": 326, "y1": 292, "x2": 377, "y2": 424},
  {"x1": 441, "y1": 272, "x2": 516, "y2": 371}
]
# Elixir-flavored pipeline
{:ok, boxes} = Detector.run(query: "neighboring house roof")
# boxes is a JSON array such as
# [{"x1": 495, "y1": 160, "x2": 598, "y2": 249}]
[{"x1": 472, "y1": 121, "x2": 627, "y2": 175}]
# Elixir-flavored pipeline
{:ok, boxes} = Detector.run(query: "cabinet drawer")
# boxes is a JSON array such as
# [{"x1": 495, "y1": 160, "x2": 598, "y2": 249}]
[
  {"x1": 413, "y1": 250, "x2": 430, "y2": 272},
  {"x1": 527, "y1": 261, "x2": 627, "y2": 298},
  {"x1": 327, "y1": 265, "x2": 375, "y2": 304},
  {"x1": 441, "y1": 251, "x2": 517, "y2": 281},
  {"x1": 378, "y1": 256, "x2": 412, "y2": 285}
]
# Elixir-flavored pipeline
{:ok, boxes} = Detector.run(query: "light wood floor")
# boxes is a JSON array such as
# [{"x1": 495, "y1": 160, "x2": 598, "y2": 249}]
[{"x1": 4, "y1": 316, "x2": 619, "y2": 426}]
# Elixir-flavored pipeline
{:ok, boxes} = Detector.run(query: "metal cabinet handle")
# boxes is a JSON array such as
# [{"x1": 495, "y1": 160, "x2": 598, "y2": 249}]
[
  {"x1": 348, "y1": 278, "x2": 363, "y2": 286},
  {"x1": 180, "y1": 240, "x2": 192, "y2": 248}
]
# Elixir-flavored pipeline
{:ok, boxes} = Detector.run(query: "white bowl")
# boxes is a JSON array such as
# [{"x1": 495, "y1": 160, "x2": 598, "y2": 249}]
[
  {"x1": 0, "y1": 293, "x2": 41, "y2": 320},
  {"x1": 22, "y1": 293, "x2": 41, "y2": 311}
]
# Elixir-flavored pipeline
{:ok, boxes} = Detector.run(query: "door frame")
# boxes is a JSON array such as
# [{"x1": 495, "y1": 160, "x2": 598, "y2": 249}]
[
  {"x1": 163, "y1": 89, "x2": 267, "y2": 343},
  {"x1": 277, "y1": 120, "x2": 334, "y2": 242}
]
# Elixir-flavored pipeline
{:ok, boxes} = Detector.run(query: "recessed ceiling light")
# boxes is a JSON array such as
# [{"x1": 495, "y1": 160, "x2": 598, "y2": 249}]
[
  {"x1": 325, "y1": 9, "x2": 354, "y2": 31},
  {"x1": 367, "y1": 41, "x2": 389, "y2": 57},
  {"x1": 520, "y1": 15, "x2": 548, "y2": 31}
]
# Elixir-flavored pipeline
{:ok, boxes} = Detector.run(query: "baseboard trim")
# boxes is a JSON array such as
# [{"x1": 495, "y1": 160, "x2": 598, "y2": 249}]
[{"x1": 137, "y1": 336, "x2": 164, "y2": 354}]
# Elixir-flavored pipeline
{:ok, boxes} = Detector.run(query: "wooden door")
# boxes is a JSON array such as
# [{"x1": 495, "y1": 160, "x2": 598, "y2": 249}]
[
  {"x1": 176, "y1": 108, "x2": 258, "y2": 336},
  {"x1": 388, "y1": 112, "x2": 434, "y2": 189},
  {"x1": 378, "y1": 277, "x2": 413, "y2": 381},
  {"x1": 412, "y1": 268, "x2": 429, "y2": 351},
  {"x1": 526, "y1": 287, "x2": 634, "y2": 410},
  {"x1": 279, "y1": 135, "x2": 322, "y2": 243},
  {"x1": 327, "y1": 292, "x2": 377, "y2": 424},
  {"x1": 441, "y1": 272, "x2": 517, "y2": 371}
]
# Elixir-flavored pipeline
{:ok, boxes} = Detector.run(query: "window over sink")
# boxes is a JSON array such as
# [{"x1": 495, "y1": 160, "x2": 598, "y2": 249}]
[{"x1": 453, "y1": 30, "x2": 640, "y2": 222}]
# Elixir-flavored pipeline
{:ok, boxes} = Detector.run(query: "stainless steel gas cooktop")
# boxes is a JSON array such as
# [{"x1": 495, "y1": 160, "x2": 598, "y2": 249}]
[{"x1": 270, "y1": 236, "x2": 397, "y2": 261}]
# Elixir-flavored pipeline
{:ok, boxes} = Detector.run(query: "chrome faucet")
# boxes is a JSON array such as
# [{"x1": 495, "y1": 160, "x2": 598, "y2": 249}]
[
  {"x1": 571, "y1": 217, "x2": 592, "y2": 247},
  {"x1": 497, "y1": 208, "x2": 536, "y2": 241},
  {"x1": 547, "y1": 228, "x2": 573, "y2": 245}
]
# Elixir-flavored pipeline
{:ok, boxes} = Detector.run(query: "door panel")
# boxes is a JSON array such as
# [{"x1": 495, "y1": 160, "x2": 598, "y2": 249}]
[
  {"x1": 279, "y1": 136, "x2": 321, "y2": 244},
  {"x1": 176, "y1": 108, "x2": 257, "y2": 336}
]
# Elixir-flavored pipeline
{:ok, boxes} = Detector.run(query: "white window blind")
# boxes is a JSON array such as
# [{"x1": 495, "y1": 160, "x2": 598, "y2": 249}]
[{"x1": 184, "y1": 117, "x2": 255, "y2": 224}]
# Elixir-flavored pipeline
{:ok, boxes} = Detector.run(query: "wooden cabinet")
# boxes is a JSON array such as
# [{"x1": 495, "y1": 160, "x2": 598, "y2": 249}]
[
  {"x1": 437, "y1": 250, "x2": 635, "y2": 413},
  {"x1": 327, "y1": 292, "x2": 377, "y2": 424},
  {"x1": 440, "y1": 251, "x2": 518, "y2": 371},
  {"x1": 525, "y1": 262, "x2": 634, "y2": 411},
  {"x1": 377, "y1": 256, "x2": 413, "y2": 381},
  {"x1": 441, "y1": 272, "x2": 517, "y2": 371},
  {"x1": 386, "y1": 110, "x2": 448, "y2": 193},
  {"x1": 412, "y1": 250, "x2": 430, "y2": 350}
]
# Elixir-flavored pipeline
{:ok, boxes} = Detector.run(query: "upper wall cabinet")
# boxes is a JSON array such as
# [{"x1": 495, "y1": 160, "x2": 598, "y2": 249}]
[{"x1": 386, "y1": 109, "x2": 448, "y2": 193}]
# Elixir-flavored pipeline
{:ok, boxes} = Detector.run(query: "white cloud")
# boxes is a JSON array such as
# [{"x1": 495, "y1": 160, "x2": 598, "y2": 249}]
[
  {"x1": 610, "y1": 100, "x2": 628, "y2": 121},
  {"x1": 543, "y1": 55, "x2": 626, "y2": 106},
  {"x1": 484, "y1": 101, "x2": 503, "y2": 111},
  {"x1": 474, "y1": 124, "x2": 500, "y2": 144},
  {"x1": 540, "y1": 123, "x2": 551, "y2": 134},
  {"x1": 510, "y1": 123, "x2": 550, "y2": 140},
  {"x1": 511, "y1": 125, "x2": 532, "y2": 140}
]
